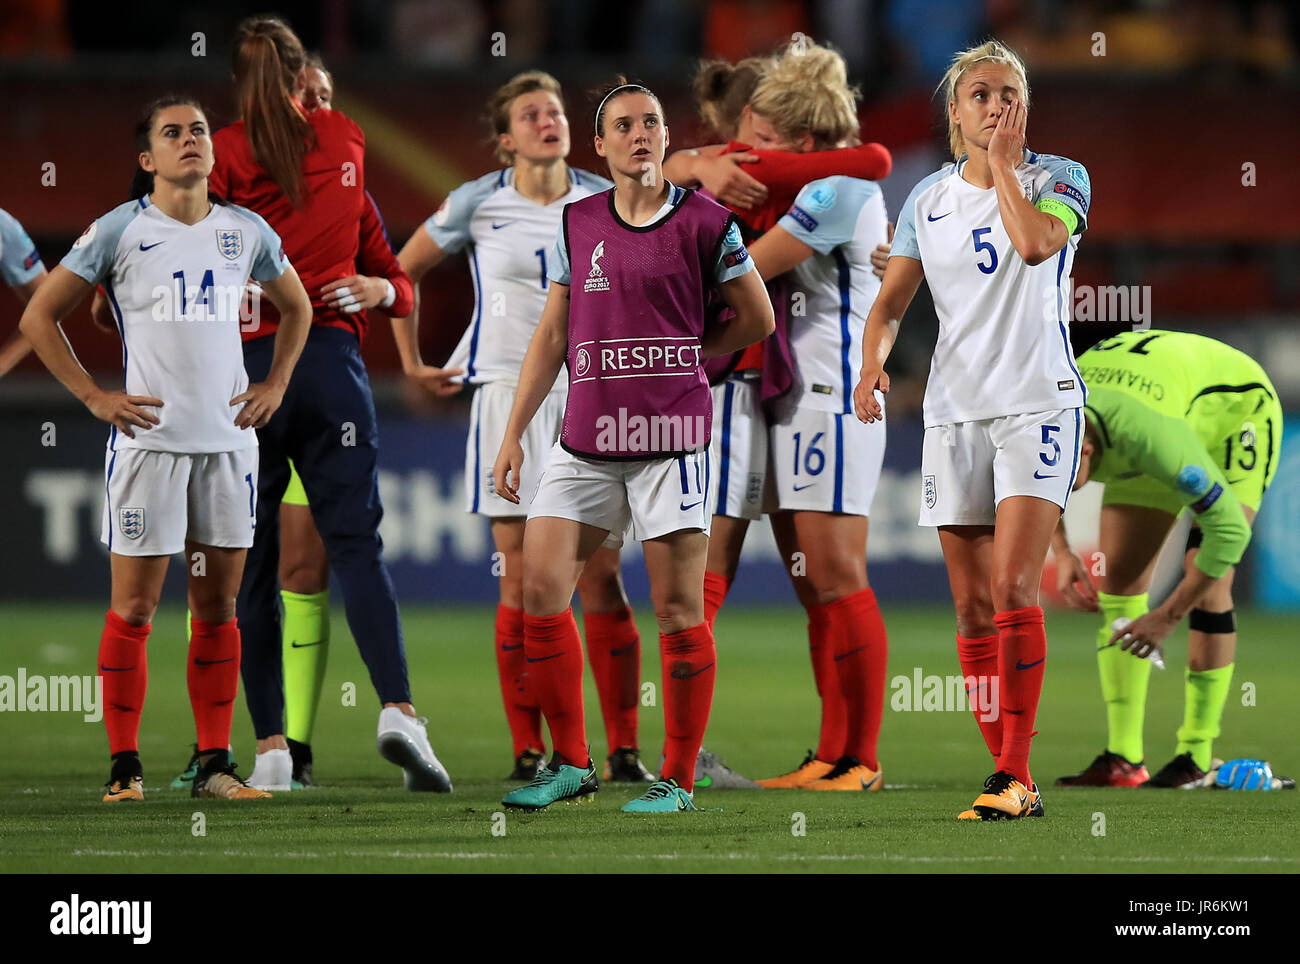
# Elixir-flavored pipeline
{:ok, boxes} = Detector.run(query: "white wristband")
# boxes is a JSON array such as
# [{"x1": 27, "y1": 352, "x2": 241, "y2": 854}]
[{"x1": 381, "y1": 279, "x2": 396, "y2": 309}]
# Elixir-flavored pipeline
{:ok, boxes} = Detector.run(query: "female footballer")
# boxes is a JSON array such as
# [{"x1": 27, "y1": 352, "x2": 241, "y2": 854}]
[
  {"x1": 492, "y1": 80, "x2": 774, "y2": 812},
  {"x1": 394, "y1": 71, "x2": 658, "y2": 784},
  {"x1": 211, "y1": 15, "x2": 450, "y2": 793},
  {"x1": 19, "y1": 97, "x2": 313, "y2": 800},
  {"x1": 854, "y1": 41, "x2": 1093, "y2": 820}
]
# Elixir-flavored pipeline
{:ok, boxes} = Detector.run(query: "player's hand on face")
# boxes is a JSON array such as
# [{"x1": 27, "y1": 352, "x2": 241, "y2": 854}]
[
  {"x1": 492, "y1": 439, "x2": 524, "y2": 505},
  {"x1": 1110, "y1": 607, "x2": 1177, "y2": 660},
  {"x1": 870, "y1": 222, "x2": 895, "y2": 279},
  {"x1": 230, "y1": 381, "x2": 285, "y2": 430},
  {"x1": 988, "y1": 97, "x2": 1026, "y2": 170},
  {"x1": 321, "y1": 275, "x2": 389, "y2": 313},
  {"x1": 86, "y1": 389, "x2": 163, "y2": 439},
  {"x1": 853, "y1": 369, "x2": 889, "y2": 424},
  {"x1": 1056, "y1": 549, "x2": 1100, "y2": 612},
  {"x1": 406, "y1": 365, "x2": 464, "y2": 398},
  {"x1": 696, "y1": 153, "x2": 768, "y2": 210}
]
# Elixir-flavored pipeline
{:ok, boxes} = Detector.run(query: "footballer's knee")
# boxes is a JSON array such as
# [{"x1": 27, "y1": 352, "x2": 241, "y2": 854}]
[
  {"x1": 112, "y1": 596, "x2": 159, "y2": 627},
  {"x1": 952, "y1": 593, "x2": 996, "y2": 639},
  {"x1": 990, "y1": 570, "x2": 1038, "y2": 614},
  {"x1": 575, "y1": 562, "x2": 625, "y2": 613},
  {"x1": 649, "y1": 587, "x2": 702, "y2": 635}
]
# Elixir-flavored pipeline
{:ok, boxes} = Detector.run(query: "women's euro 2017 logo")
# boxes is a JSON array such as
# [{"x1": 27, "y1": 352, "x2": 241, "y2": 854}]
[{"x1": 575, "y1": 348, "x2": 591, "y2": 377}]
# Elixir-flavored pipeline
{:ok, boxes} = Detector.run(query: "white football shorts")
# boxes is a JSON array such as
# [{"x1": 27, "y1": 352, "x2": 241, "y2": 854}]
[
  {"x1": 528, "y1": 442, "x2": 711, "y2": 547},
  {"x1": 707, "y1": 376, "x2": 767, "y2": 520},
  {"x1": 101, "y1": 447, "x2": 258, "y2": 556},
  {"x1": 768, "y1": 397, "x2": 886, "y2": 515},
  {"x1": 918, "y1": 407, "x2": 1083, "y2": 527},
  {"x1": 466, "y1": 381, "x2": 566, "y2": 518}
]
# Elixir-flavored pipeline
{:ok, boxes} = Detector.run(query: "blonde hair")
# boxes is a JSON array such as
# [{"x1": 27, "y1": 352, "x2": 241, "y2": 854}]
[
  {"x1": 747, "y1": 39, "x2": 859, "y2": 150},
  {"x1": 486, "y1": 70, "x2": 564, "y2": 164},
  {"x1": 937, "y1": 40, "x2": 1030, "y2": 159},
  {"x1": 692, "y1": 55, "x2": 774, "y2": 141}
]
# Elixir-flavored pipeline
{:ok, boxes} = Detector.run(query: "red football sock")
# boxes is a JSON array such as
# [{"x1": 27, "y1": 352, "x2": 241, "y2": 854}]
[
  {"x1": 99, "y1": 610, "x2": 150, "y2": 756},
  {"x1": 956, "y1": 632, "x2": 1002, "y2": 760},
  {"x1": 660, "y1": 622, "x2": 716, "y2": 792},
  {"x1": 524, "y1": 608, "x2": 588, "y2": 766},
  {"x1": 187, "y1": 617, "x2": 241, "y2": 752},
  {"x1": 806, "y1": 601, "x2": 846, "y2": 762},
  {"x1": 583, "y1": 606, "x2": 640, "y2": 754},
  {"x1": 825, "y1": 588, "x2": 888, "y2": 770},
  {"x1": 495, "y1": 604, "x2": 544, "y2": 756},
  {"x1": 994, "y1": 606, "x2": 1047, "y2": 788},
  {"x1": 703, "y1": 570, "x2": 730, "y2": 630}
]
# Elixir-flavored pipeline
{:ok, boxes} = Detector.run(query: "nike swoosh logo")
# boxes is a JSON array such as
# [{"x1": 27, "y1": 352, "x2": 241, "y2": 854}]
[
  {"x1": 680, "y1": 501, "x2": 703, "y2": 511},
  {"x1": 694, "y1": 775, "x2": 712, "y2": 788},
  {"x1": 1033, "y1": 470, "x2": 1058, "y2": 479},
  {"x1": 861, "y1": 773, "x2": 881, "y2": 790},
  {"x1": 99, "y1": 665, "x2": 136, "y2": 672},
  {"x1": 194, "y1": 657, "x2": 235, "y2": 666},
  {"x1": 1225, "y1": 477, "x2": 1247, "y2": 485},
  {"x1": 500, "y1": 643, "x2": 524, "y2": 652},
  {"x1": 1016, "y1": 657, "x2": 1045, "y2": 670},
  {"x1": 290, "y1": 639, "x2": 323, "y2": 649},
  {"x1": 525, "y1": 653, "x2": 564, "y2": 663},
  {"x1": 670, "y1": 661, "x2": 715, "y2": 679},
  {"x1": 833, "y1": 645, "x2": 867, "y2": 662},
  {"x1": 792, "y1": 482, "x2": 818, "y2": 491},
  {"x1": 491, "y1": 221, "x2": 515, "y2": 230},
  {"x1": 610, "y1": 645, "x2": 636, "y2": 657},
  {"x1": 926, "y1": 212, "x2": 951, "y2": 221},
  {"x1": 139, "y1": 241, "x2": 165, "y2": 251}
]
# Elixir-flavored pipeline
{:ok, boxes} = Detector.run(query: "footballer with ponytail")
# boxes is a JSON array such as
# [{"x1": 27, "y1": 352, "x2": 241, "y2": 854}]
[
  {"x1": 209, "y1": 16, "x2": 450, "y2": 794},
  {"x1": 231, "y1": 16, "x2": 314, "y2": 206}
]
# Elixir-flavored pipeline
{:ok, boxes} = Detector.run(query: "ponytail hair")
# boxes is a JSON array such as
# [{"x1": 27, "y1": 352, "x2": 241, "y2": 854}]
[
  {"x1": 748, "y1": 39, "x2": 860, "y2": 150},
  {"x1": 232, "y1": 15, "x2": 314, "y2": 206}
]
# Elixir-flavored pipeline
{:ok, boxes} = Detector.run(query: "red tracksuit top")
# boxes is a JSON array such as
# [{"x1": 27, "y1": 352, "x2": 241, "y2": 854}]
[{"x1": 210, "y1": 107, "x2": 413, "y2": 343}]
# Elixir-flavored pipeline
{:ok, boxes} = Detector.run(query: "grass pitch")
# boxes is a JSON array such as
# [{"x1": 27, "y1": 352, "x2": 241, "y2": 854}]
[{"x1": 1, "y1": 603, "x2": 1296, "y2": 873}]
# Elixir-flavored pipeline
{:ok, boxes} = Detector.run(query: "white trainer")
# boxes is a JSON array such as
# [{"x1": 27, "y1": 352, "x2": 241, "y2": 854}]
[
  {"x1": 247, "y1": 747, "x2": 292, "y2": 791},
  {"x1": 377, "y1": 707, "x2": 452, "y2": 792}
]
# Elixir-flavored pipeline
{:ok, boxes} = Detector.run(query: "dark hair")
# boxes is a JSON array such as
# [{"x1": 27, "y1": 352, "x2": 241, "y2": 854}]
[
  {"x1": 232, "y1": 15, "x2": 314, "y2": 205},
  {"x1": 131, "y1": 95, "x2": 219, "y2": 200},
  {"x1": 591, "y1": 75, "x2": 661, "y2": 136}
]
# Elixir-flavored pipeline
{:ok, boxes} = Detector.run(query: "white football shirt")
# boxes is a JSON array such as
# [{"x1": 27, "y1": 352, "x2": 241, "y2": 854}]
[
  {"x1": 776, "y1": 175, "x2": 888, "y2": 413},
  {"x1": 61, "y1": 196, "x2": 287, "y2": 453},
  {"x1": 425, "y1": 166, "x2": 613, "y2": 387},
  {"x1": 892, "y1": 150, "x2": 1091, "y2": 427}
]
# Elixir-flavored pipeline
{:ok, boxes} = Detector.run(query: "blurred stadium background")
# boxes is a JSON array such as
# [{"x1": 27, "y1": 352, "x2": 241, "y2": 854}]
[{"x1": 2, "y1": 0, "x2": 1298, "y2": 611}]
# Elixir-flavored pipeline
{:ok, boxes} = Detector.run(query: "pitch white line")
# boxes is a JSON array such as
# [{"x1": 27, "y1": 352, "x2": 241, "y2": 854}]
[{"x1": 59, "y1": 849, "x2": 1300, "y2": 864}]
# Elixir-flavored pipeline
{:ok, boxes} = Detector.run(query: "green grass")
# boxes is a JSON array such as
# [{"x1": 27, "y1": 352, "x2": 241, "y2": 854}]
[{"x1": 1, "y1": 604, "x2": 1297, "y2": 873}]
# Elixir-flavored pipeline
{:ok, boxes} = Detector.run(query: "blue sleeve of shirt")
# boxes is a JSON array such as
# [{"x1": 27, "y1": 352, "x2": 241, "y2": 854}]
[
  {"x1": 890, "y1": 168, "x2": 949, "y2": 261},
  {"x1": 240, "y1": 207, "x2": 289, "y2": 282},
  {"x1": 572, "y1": 169, "x2": 615, "y2": 192},
  {"x1": 714, "y1": 218, "x2": 754, "y2": 284},
  {"x1": 777, "y1": 176, "x2": 881, "y2": 255},
  {"x1": 547, "y1": 221, "x2": 571, "y2": 286},
  {"x1": 59, "y1": 202, "x2": 140, "y2": 287},
  {"x1": 0, "y1": 207, "x2": 45, "y2": 287},
  {"x1": 424, "y1": 172, "x2": 499, "y2": 253},
  {"x1": 1035, "y1": 153, "x2": 1091, "y2": 233}
]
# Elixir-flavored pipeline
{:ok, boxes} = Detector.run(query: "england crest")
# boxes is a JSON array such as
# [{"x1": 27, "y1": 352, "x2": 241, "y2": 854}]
[
  {"x1": 923, "y1": 475, "x2": 937, "y2": 510},
  {"x1": 119, "y1": 506, "x2": 146, "y2": 540},
  {"x1": 216, "y1": 229, "x2": 243, "y2": 261}
]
